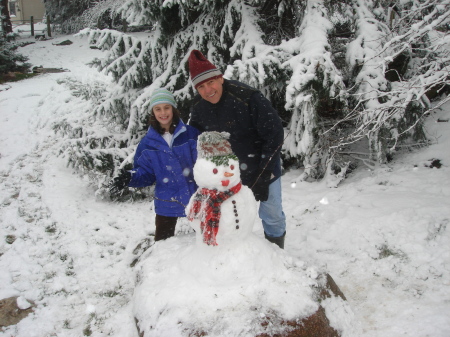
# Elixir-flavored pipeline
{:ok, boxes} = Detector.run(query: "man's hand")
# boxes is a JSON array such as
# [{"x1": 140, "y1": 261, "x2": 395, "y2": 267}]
[
  {"x1": 109, "y1": 169, "x2": 132, "y2": 198},
  {"x1": 251, "y1": 169, "x2": 271, "y2": 202}
]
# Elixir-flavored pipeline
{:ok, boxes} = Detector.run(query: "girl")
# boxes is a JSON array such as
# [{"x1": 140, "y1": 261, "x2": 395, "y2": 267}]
[{"x1": 110, "y1": 88, "x2": 199, "y2": 241}]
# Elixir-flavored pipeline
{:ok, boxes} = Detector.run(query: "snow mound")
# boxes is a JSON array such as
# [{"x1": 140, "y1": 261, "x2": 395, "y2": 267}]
[{"x1": 133, "y1": 233, "x2": 356, "y2": 337}]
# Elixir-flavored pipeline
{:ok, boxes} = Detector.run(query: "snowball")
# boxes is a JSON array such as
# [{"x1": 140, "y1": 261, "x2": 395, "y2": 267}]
[
  {"x1": 16, "y1": 296, "x2": 32, "y2": 310},
  {"x1": 86, "y1": 304, "x2": 96, "y2": 314}
]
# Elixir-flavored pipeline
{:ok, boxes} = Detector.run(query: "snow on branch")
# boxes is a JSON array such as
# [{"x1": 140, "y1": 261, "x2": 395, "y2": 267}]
[
  {"x1": 326, "y1": 0, "x2": 450, "y2": 163},
  {"x1": 282, "y1": 0, "x2": 346, "y2": 183}
]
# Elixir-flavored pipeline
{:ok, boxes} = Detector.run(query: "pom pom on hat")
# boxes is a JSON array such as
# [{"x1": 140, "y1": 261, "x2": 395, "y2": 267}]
[
  {"x1": 188, "y1": 50, "x2": 223, "y2": 89},
  {"x1": 197, "y1": 132, "x2": 236, "y2": 163},
  {"x1": 148, "y1": 88, "x2": 177, "y2": 111}
]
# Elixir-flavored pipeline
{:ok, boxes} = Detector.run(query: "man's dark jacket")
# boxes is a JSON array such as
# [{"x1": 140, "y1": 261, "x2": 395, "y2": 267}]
[{"x1": 189, "y1": 79, "x2": 284, "y2": 187}]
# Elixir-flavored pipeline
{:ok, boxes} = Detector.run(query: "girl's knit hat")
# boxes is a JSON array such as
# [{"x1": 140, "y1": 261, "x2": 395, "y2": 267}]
[
  {"x1": 188, "y1": 50, "x2": 223, "y2": 89},
  {"x1": 149, "y1": 88, "x2": 177, "y2": 111}
]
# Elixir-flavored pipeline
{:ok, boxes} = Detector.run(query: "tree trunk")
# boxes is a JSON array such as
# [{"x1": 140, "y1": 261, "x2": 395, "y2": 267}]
[{"x1": 1, "y1": 0, "x2": 13, "y2": 35}]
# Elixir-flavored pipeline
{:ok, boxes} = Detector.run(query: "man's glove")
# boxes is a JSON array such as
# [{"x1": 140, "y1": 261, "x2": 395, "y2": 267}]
[
  {"x1": 250, "y1": 169, "x2": 272, "y2": 202},
  {"x1": 109, "y1": 169, "x2": 132, "y2": 198}
]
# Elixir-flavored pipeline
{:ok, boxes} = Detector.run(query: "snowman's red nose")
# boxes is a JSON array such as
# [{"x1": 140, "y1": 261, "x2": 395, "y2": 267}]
[{"x1": 224, "y1": 172, "x2": 234, "y2": 177}]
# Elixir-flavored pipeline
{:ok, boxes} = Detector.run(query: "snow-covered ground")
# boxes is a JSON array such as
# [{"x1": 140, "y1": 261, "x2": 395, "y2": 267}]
[{"x1": 1, "y1": 28, "x2": 449, "y2": 337}]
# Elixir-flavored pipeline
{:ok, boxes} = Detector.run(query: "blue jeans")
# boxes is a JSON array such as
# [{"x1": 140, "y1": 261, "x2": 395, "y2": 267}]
[{"x1": 259, "y1": 177, "x2": 286, "y2": 238}]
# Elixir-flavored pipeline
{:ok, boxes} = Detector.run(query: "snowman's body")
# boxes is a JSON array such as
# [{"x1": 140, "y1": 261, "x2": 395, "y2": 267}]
[{"x1": 186, "y1": 156, "x2": 257, "y2": 246}]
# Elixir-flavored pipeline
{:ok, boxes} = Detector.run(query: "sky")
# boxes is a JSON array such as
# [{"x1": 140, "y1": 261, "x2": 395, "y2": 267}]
[{"x1": 0, "y1": 25, "x2": 449, "y2": 337}]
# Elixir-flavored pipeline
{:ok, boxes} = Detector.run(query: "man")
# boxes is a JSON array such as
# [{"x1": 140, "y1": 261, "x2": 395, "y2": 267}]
[{"x1": 187, "y1": 50, "x2": 287, "y2": 249}]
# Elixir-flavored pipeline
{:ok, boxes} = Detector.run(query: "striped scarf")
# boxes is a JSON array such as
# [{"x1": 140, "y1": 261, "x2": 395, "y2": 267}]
[{"x1": 187, "y1": 182, "x2": 242, "y2": 246}]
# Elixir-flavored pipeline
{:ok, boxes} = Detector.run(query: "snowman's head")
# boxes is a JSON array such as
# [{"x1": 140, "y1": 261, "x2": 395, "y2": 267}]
[{"x1": 193, "y1": 156, "x2": 241, "y2": 191}]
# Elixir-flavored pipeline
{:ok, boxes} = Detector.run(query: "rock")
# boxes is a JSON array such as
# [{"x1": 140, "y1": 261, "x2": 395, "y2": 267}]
[
  {"x1": 254, "y1": 273, "x2": 346, "y2": 337},
  {"x1": 256, "y1": 306, "x2": 339, "y2": 337},
  {"x1": 53, "y1": 39, "x2": 73, "y2": 46},
  {"x1": 425, "y1": 159, "x2": 442, "y2": 169},
  {"x1": 32, "y1": 66, "x2": 70, "y2": 74},
  {"x1": 317, "y1": 273, "x2": 347, "y2": 301},
  {"x1": 5, "y1": 235, "x2": 16, "y2": 244},
  {"x1": 0, "y1": 296, "x2": 35, "y2": 328}
]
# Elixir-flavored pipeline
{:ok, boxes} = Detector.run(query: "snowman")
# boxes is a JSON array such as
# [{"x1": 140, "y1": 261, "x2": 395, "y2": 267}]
[
  {"x1": 132, "y1": 132, "x2": 356, "y2": 337},
  {"x1": 186, "y1": 131, "x2": 257, "y2": 246}
]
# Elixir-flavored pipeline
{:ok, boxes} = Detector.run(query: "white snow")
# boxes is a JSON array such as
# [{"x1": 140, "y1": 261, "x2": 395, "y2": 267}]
[
  {"x1": 16, "y1": 296, "x2": 32, "y2": 310},
  {"x1": 1, "y1": 25, "x2": 449, "y2": 337}
]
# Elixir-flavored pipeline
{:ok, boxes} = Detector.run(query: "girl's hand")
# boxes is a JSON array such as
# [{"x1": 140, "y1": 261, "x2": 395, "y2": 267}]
[{"x1": 109, "y1": 169, "x2": 132, "y2": 198}]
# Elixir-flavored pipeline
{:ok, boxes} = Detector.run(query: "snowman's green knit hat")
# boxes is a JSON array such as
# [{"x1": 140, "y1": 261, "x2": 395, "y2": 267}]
[{"x1": 197, "y1": 132, "x2": 238, "y2": 165}]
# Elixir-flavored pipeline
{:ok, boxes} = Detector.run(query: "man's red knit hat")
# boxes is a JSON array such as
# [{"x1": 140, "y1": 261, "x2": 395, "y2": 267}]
[{"x1": 188, "y1": 50, "x2": 223, "y2": 89}]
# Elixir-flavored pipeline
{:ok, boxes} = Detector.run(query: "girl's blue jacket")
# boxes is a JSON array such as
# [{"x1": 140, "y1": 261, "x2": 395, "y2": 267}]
[{"x1": 128, "y1": 120, "x2": 199, "y2": 217}]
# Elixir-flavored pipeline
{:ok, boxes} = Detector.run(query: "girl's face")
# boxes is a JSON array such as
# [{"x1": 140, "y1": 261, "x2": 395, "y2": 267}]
[{"x1": 152, "y1": 103, "x2": 174, "y2": 131}]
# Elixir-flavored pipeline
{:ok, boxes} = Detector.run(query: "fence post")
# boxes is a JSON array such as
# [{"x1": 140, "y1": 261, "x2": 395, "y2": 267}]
[
  {"x1": 30, "y1": 16, "x2": 34, "y2": 36},
  {"x1": 47, "y1": 15, "x2": 51, "y2": 37}
]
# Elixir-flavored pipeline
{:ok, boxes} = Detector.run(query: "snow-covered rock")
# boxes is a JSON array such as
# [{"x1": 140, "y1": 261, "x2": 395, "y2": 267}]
[{"x1": 0, "y1": 296, "x2": 35, "y2": 328}]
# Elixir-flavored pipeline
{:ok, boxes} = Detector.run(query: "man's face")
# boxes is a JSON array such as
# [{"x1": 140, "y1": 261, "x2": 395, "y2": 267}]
[{"x1": 196, "y1": 77, "x2": 224, "y2": 104}]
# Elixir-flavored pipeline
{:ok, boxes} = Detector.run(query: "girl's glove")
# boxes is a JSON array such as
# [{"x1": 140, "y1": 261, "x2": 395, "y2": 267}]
[{"x1": 109, "y1": 169, "x2": 132, "y2": 198}]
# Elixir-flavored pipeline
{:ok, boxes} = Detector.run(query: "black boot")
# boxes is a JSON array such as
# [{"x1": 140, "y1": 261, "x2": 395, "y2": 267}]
[{"x1": 264, "y1": 231, "x2": 286, "y2": 249}]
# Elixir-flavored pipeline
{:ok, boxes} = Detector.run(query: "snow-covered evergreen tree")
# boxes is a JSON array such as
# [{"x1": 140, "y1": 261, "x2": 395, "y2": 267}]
[
  {"x1": 329, "y1": 0, "x2": 449, "y2": 166},
  {"x1": 0, "y1": 34, "x2": 31, "y2": 75},
  {"x1": 345, "y1": 0, "x2": 394, "y2": 164},
  {"x1": 281, "y1": 0, "x2": 348, "y2": 185},
  {"x1": 44, "y1": 0, "x2": 125, "y2": 33},
  {"x1": 49, "y1": 0, "x2": 449, "y2": 196},
  {"x1": 1, "y1": 0, "x2": 13, "y2": 35}
]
